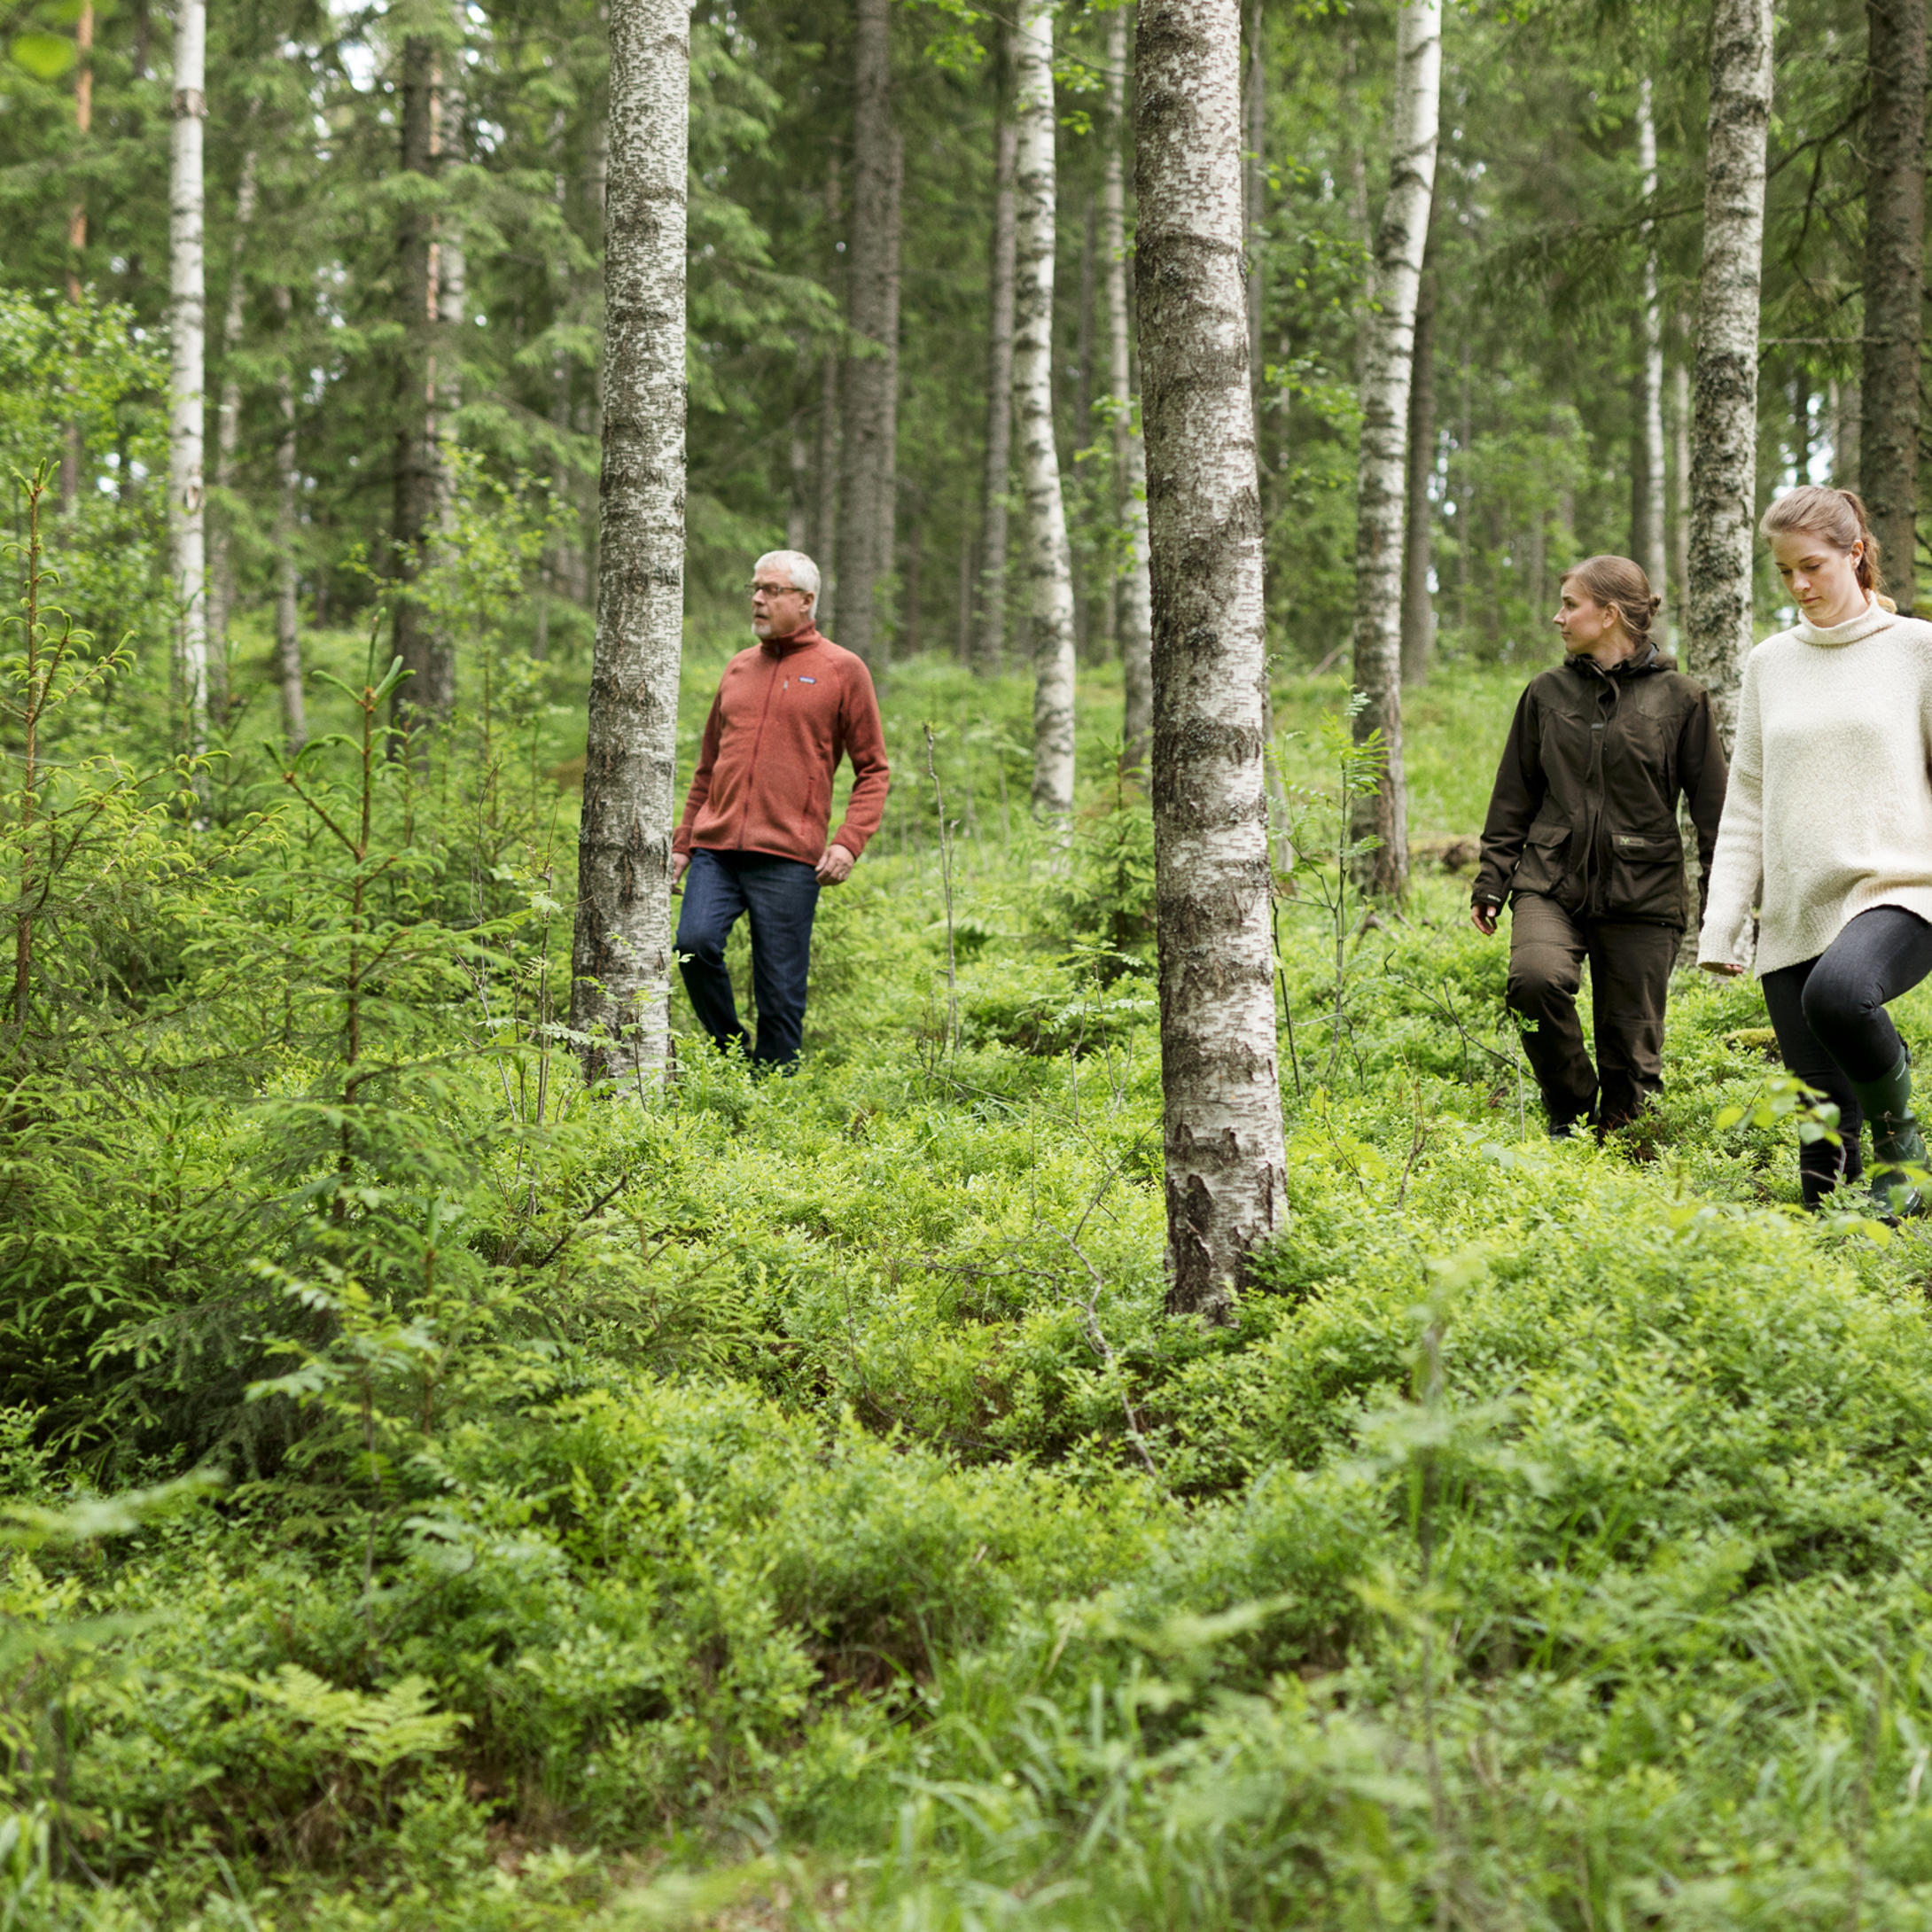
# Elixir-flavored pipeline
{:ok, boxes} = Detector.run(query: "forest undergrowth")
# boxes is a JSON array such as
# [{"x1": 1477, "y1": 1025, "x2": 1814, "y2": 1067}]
[{"x1": 6, "y1": 604, "x2": 1932, "y2": 1929}]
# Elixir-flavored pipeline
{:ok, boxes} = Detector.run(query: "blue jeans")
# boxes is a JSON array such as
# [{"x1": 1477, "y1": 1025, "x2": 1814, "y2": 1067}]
[{"x1": 675, "y1": 848, "x2": 821, "y2": 1067}]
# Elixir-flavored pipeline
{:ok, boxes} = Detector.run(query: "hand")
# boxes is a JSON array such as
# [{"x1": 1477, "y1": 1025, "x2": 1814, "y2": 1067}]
[
  {"x1": 669, "y1": 850, "x2": 689, "y2": 893},
  {"x1": 814, "y1": 842, "x2": 856, "y2": 885},
  {"x1": 1470, "y1": 902, "x2": 1500, "y2": 937},
  {"x1": 1700, "y1": 960, "x2": 1743, "y2": 977}
]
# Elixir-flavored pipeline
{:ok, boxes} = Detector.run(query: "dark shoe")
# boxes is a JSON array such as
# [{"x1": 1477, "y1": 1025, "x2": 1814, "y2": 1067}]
[{"x1": 1849, "y1": 1050, "x2": 1929, "y2": 1219}]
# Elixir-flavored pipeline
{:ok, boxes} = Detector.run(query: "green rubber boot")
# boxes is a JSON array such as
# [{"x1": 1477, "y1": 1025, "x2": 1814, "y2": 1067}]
[{"x1": 1850, "y1": 1050, "x2": 1931, "y2": 1219}]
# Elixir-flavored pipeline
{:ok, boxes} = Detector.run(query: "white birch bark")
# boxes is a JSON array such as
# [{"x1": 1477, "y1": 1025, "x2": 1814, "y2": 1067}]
[
  {"x1": 1637, "y1": 79, "x2": 1669, "y2": 610},
  {"x1": 1686, "y1": 0, "x2": 1772, "y2": 747},
  {"x1": 1104, "y1": 6, "x2": 1154, "y2": 771},
  {"x1": 205, "y1": 142, "x2": 258, "y2": 707},
  {"x1": 1347, "y1": 0, "x2": 1439, "y2": 899},
  {"x1": 570, "y1": 0, "x2": 688, "y2": 1086},
  {"x1": 1013, "y1": 0, "x2": 1078, "y2": 821},
  {"x1": 169, "y1": 0, "x2": 208, "y2": 757},
  {"x1": 1135, "y1": 0, "x2": 1285, "y2": 1322}
]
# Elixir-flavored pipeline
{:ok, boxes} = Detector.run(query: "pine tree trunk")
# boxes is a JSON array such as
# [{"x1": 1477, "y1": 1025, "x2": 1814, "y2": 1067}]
[
  {"x1": 206, "y1": 143, "x2": 259, "y2": 724},
  {"x1": 1105, "y1": 6, "x2": 1154, "y2": 771},
  {"x1": 570, "y1": 0, "x2": 689, "y2": 1087},
  {"x1": 1399, "y1": 237, "x2": 1437, "y2": 687},
  {"x1": 1859, "y1": 0, "x2": 1925, "y2": 605},
  {"x1": 168, "y1": 0, "x2": 208, "y2": 759},
  {"x1": 836, "y1": 0, "x2": 900, "y2": 666},
  {"x1": 1347, "y1": 0, "x2": 1440, "y2": 897},
  {"x1": 1013, "y1": 0, "x2": 1079, "y2": 821},
  {"x1": 273, "y1": 288, "x2": 306, "y2": 749},
  {"x1": 391, "y1": 35, "x2": 445, "y2": 736},
  {"x1": 1135, "y1": 0, "x2": 1285, "y2": 1324},
  {"x1": 974, "y1": 100, "x2": 1018, "y2": 674},
  {"x1": 1686, "y1": 0, "x2": 1773, "y2": 748},
  {"x1": 1637, "y1": 78, "x2": 1670, "y2": 611}
]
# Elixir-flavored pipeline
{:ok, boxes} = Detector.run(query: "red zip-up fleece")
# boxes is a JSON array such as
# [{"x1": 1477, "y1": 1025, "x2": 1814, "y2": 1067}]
[{"x1": 672, "y1": 626, "x2": 891, "y2": 866}]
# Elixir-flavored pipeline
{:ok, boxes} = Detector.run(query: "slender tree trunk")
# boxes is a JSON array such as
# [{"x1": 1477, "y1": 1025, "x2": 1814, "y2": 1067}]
[
  {"x1": 974, "y1": 103, "x2": 1018, "y2": 674},
  {"x1": 1637, "y1": 78, "x2": 1670, "y2": 609},
  {"x1": 391, "y1": 36, "x2": 444, "y2": 736},
  {"x1": 59, "y1": 0, "x2": 94, "y2": 515},
  {"x1": 570, "y1": 0, "x2": 689, "y2": 1086},
  {"x1": 836, "y1": 0, "x2": 900, "y2": 666},
  {"x1": 1014, "y1": 0, "x2": 1079, "y2": 820},
  {"x1": 1859, "y1": 0, "x2": 1926, "y2": 604},
  {"x1": 206, "y1": 143, "x2": 259, "y2": 723},
  {"x1": 1833, "y1": 375, "x2": 1863, "y2": 487},
  {"x1": 435, "y1": 4, "x2": 468, "y2": 611},
  {"x1": 1244, "y1": 0, "x2": 1264, "y2": 401},
  {"x1": 1686, "y1": 0, "x2": 1773, "y2": 747},
  {"x1": 1399, "y1": 232, "x2": 1437, "y2": 687},
  {"x1": 1136, "y1": 0, "x2": 1285, "y2": 1324},
  {"x1": 1105, "y1": 6, "x2": 1154, "y2": 771},
  {"x1": 1671, "y1": 356, "x2": 1691, "y2": 637},
  {"x1": 273, "y1": 289, "x2": 306, "y2": 748},
  {"x1": 169, "y1": 0, "x2": 208, "y2": 758},
  {"x1": 1347, "y1": 0, "x2": 1440, "y2": 897},
  {"x1": 812, "y1": 155, "x2": 842, "y2": 625}
]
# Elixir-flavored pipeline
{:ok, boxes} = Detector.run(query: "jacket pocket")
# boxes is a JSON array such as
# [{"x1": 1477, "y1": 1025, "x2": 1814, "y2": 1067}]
[
  {"x1": 1607, "y1": 830, "x2": 1686, "y2": 924},
  {"x1": 1512, "y1": 822, "x2": 1571, "y2": 900}
]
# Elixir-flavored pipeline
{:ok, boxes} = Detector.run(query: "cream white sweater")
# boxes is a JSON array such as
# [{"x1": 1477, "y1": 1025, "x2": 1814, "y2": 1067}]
[{"x1": 1699, "y1": 598, "x2": 1932, "y2": 975}]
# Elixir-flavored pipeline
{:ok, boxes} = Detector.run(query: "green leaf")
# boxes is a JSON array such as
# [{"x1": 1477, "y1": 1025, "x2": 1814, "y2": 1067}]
[{"x1": 10, "y1": 31, "x2": 77, "y2": 78}]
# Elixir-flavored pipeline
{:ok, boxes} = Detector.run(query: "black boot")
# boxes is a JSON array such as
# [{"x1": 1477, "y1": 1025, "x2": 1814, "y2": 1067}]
[{"x1": 1848, "y1": 1050, "x2": 1929, "y2": 1219}]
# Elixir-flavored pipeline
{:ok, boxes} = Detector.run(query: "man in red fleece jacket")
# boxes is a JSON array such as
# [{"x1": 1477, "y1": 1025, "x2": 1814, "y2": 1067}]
[{"x1": 669, "y1": 550, "x2": 890, "y2": 1068}]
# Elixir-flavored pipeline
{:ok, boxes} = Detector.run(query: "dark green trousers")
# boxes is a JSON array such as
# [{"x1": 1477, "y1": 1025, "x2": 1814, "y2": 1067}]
[{"x1": 1505, "y1": 892, "x2": 1680, "y2": 1131}]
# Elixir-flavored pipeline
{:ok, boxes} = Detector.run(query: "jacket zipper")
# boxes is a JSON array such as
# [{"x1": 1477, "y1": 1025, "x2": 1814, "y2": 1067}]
[{"x1": 736, "y1": 650, "x2": 784, "y2": 848}]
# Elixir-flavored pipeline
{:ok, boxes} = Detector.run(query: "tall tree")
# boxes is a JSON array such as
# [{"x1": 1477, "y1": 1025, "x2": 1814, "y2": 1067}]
[
  {"x1": 1136, "y1": 0, "x2": 1285, "y2": 1324},
  {"x1": 434, "y1": 9, "x2": 468, "y2": 545},
  {"x1": 1686, "y1": 0, "x2": 1773, "y2": 746},
  {"x1": 973, "y1": 54, "x2": 1018, "y2": 675},
  {"x1": 835, "y1": 0, "x2": 901, "y2": 666},
  {"x1": 570, "y1": 0, "x2": 689, "y2": 1085},
  {"x1": 169, "y1": 0, "x2": 208, "y2": 757},
  {"x1": 273, "y1": 284, "x2": 306, "y2": 749},
  {"x1": 1636, "y1": 78, "x2": 1669, "y2": 610},
  {"x1": 1399, "y1": 233, "x2": 1437, "y2": 686},
  {"x1": 1013, "y1": 0, "x2": 1079, "y2": 820},
  {"x1": 1858, "y1": 0, "x2": 1925, "y2": 604},
  {"x1": 1347, "y1": 0, "x2": 1441, "y2": 896},
  {"x1": 391, "y1": 35, "x2": 447, "y2": 735},
  {"x1": 1104, "y1": 4, "x2": 1154, "y2": 769},
  {"x1": 206, "y1": 142, "x2": 260, "y2": 718},
  {"x1": 59, "y1": 0, "x2": 95, "y2": 514}
]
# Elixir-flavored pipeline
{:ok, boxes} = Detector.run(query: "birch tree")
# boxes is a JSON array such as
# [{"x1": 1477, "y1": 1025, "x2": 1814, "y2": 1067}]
[
  {"x1": 1636, "y1": 78, "x2": 1669, "y2": 611},
  {"x1": 569, "y1": 0, "x2": 689, "y2": 1086},
  {"x1": 1103, "y1": 5, "x2": 1153, "y2": 770},
  {"x1": 1858, "y1": 0, "x2": 1925, "y2": 604},
  {"x1": 973, "y1": 75, "x2": 1018, "y2": 675},
  {"x1": 435, "y1": 3, "x2": 468, "y2": 543},
  {"x1": 1012, "y1": 0, "x2": 1078, "y2": 821},
  {"x1": 1686, "y1": 0, "x2": 1772, "y2": 745},
  {"x1": 1135, "y1": 0, "x2": 1285, "y2": 1322},
  {"x1": 273, "y1": 287, "x2": 306, "y2": 749},
  {"x1": 835, "y1": 0, "x2": 901, "y2": 666},
  {"x1": 169, "y1": 0, "x2": 208, "y2": 757},
  {"x1": 1347, "y1": 0, "x2": 1440, "y2": 898}
]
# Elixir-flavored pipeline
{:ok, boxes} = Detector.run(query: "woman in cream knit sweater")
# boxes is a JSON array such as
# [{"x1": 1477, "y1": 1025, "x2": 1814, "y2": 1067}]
[{"x1": 1699, "y1": 486, "x2": 1932, "y2": 1213}]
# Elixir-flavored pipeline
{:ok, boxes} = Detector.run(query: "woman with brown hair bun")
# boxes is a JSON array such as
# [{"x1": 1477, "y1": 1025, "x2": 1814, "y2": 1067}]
[
  {"x1": 1701, "y1": 487, "x2": 1932, "y2": 1216},
  {"x1": 1471, "y1": 557, "x2": 1729, "y2": 1138}
]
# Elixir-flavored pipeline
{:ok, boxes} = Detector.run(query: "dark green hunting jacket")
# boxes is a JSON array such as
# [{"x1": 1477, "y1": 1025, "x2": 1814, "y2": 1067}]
[{"x1": 1471, "y1": 648, "x2": 1730, "y2": 930}]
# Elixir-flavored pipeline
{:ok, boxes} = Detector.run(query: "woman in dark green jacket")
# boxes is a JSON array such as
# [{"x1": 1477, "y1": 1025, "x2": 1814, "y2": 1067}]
[{"x1": 1471, "y1": 556, "x2": 1728, "y2": 1136}]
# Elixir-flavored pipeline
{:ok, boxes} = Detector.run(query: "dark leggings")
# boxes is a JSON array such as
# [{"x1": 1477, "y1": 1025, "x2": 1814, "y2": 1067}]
[{"x1": 1760, "y1": 907, "x2": 1932, "y2": 1204}]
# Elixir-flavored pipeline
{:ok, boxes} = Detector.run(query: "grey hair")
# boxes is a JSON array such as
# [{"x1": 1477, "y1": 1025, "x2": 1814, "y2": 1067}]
[{"x1": 755, "y1": 549, "x2": 820, "y2": 608}]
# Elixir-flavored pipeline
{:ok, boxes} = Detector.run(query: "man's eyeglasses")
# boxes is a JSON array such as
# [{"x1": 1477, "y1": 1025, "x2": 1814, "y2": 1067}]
[{"x1": 749, "y1": 580, "x2": 804, "y2": 597}]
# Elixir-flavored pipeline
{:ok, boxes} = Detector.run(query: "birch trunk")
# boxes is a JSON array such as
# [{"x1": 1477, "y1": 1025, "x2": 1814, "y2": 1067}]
[
  {"x1": 1686, "y1": 0, "x2": 1773, "y2": 747},
  {"x1": 435, "y1": 7, "x2": 468, "y2": 558},
  {"x1": 206, "y1": 143, "x2": 259, "y2": 719},
  {"x1": 1243, "y1": 0, "x2": 1263, "y2": 398},
  {"x1": 1399, "y1": 237, "x2": 1437, "y2": 686},
  {"x1": 273, "y1": 288, "x2": 306, "y2": 749},
  {"x1": 1013, "y1": 0, "x2": 1078, "y2": 821},
  {"x1": 569, "y1": 0, "x2": 688, "y2": 1087},
  {"x1": 974, "y1": 97, "x2": 1018, "y2": 674},
  {"x1": 391, "y1": 36, "x2": 446, "y2": 736},
  {"x1": 835, "y1": 0, "x2": 900, "y2": 666},
  {"x1": 1859, "y1": 0, "x2": 1926, "y2": 604},
  {"x1": 168, "y1": 0, "x2": 208, "y2": 758},
  {"x1": 1104, "y1": 6, "x2": 1154, "y2": 770},
  {"x1": 1135, "y1": 0, "x2": 1285, "y2": 1323},
  {"x1": 1347, "y1": 0, "x2": 1441, "y2": 897},
  {"x1": 1637, "y1": 79, "x2": 1670, "y2": 610}
]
